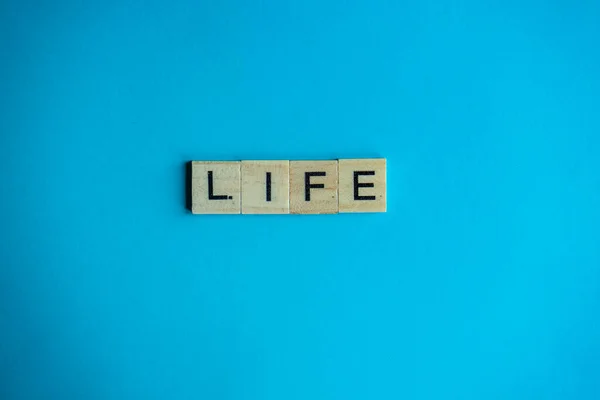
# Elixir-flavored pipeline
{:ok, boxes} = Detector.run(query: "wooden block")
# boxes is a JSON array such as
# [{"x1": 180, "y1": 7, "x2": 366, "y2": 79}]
[
  {"x1": 338, "y1": 158, "x2": 386, "y2": 213},
  {"x1": 241, "y1": 160, "x2": 290, "y2": 214},
  {"x1": 289, "y1": 160, "x2": 338, "y2": 214},
  {"x1": 191, "y1": 161, "x2": 241, "y2": 214}
]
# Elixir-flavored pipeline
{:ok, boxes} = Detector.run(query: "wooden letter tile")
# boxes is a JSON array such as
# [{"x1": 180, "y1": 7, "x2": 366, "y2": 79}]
[
  {"x1": 338, "y1": 158, "x2": 386, "y2": 213},
  {"x1": 241, "y1": 160, "x2": 289, "y2": 214},
  {"x1": 191, "y1": 161, "x2": 241, "y2": 214},
  {"x1": 289, "y1": 160, "x2": 338, "y2": 214}
]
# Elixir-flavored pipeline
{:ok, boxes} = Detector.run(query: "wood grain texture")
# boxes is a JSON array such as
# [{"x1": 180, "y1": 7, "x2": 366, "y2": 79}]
[
  {"x1": 289, "y1": 160, "x2": 338, "y2": 214},
  {"x1": 191, "y1": 161, "x2": 241, "y2": 214},
  {"x1": 338, "y1": 158, "x2": 386, "y2": 213},
  {"x1": 241, "y1": 160, "x2": 290, "y2": 214}
]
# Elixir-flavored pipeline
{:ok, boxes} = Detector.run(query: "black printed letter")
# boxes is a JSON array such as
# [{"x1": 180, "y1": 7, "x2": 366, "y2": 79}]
[
  {"x1": 354, "y1": 171, "x2": 376, "y2": 200},
  {"x1": 266, "y1": 172, "x2": 272, "y2": 202},
  {"x1": 305, "y1": 172, "x2": 326, "y2": 201},
  {"x1": 208, "y1": 171, "x2": 231, "y2": 200}
]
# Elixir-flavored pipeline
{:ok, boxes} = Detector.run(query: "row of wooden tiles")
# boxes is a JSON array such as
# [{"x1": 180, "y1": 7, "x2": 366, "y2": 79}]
[{"x1": 190, "y1": 159, "x2": 386, "y2": 214}]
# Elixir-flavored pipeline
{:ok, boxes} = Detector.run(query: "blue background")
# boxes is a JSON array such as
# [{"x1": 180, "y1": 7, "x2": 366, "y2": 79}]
[{"x1": 2, "y1": 1, "x2": 600, "y2": 399}]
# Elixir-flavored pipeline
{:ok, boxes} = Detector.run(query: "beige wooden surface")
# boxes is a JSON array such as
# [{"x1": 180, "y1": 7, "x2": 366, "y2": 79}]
[
  {"x1": 289, "y1": 160, "x2": 339, "y2": 214},
  {"x1": 191, "y1": 161, "x2": 241, "y2": 214},
  {"x1": 241, "y1": 160, "x2": 290, "y2": 214},
  {"x1": 338, "y1": 158, "x2": 386, "y2": 213}
]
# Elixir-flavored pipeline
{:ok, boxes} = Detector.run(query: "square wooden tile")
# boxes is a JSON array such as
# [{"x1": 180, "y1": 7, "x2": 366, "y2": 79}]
[
  {"x1": 289, "y1": 160, "x2": 338, "y2": 214},
  {"x1": 191, "y1": 161, "x2": 241, "y2": 214},
  {"x1": 241, "y1": 160, "x2": 290, "y2": 214},
  {"x1": 338, "y1": 158, "x2": 386, "y2": 213}
]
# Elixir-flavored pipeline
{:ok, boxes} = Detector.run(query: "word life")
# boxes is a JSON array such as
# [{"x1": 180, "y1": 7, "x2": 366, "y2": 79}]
[{"x1": 190, "y1": 159, "x2": 386, "y2": 214}]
